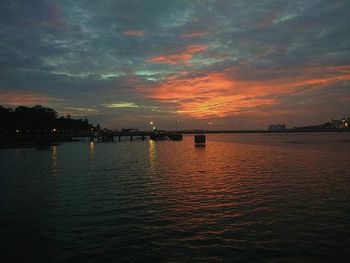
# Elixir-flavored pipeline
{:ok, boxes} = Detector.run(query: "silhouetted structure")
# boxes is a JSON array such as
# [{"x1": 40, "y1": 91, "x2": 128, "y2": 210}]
[
  {"x1": 293, "y1": 122, "x2": 333, "y2": 131},
  {"x1": 331, "y1": 118, "x2": 349, "y2": 129},
  {"x1": 168, "y1": 133, "x2": 183, "y2": 141},
  {"x1": 148, "y1": 131, "x2": 183, "y2": 141},
  {"x1": 121, "y1": 128, "x2": 139, "y2": 133},
  {"x1": 194, "y1": 133, "x2": 206, "y2": 147}
]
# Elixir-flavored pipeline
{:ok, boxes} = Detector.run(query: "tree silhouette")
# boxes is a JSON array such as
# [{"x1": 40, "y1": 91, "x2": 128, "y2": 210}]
[{"x1": 0, "y1": 105, "x2": 95, "y2": 133}]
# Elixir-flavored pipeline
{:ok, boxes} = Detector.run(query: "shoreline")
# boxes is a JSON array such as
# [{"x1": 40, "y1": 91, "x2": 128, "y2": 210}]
[
  {"x1": 1, "y1": 129, "x2": 349, "y2": 149},
  {"x1": 175, "y1": 129, "x2": 350, "y2": 134}
]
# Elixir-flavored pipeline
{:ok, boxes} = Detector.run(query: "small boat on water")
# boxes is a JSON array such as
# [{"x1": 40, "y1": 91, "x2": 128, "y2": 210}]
[{"x1": 194, "y1": 133, "x2": 206, "y2": 147}]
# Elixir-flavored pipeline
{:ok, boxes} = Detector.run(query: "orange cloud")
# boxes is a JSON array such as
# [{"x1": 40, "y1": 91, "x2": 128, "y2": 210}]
[
  {"x1": 146, "y1": 44, "x2": 209, "y2": 65},
  {"x1": 0, "y1": 90, "x2": 51, "y2": 106},
  {"x1": 123, "y1": 30, "x2": 144, "y2": 36},
  {"x1": 179, "y1": 31, "x2": 208, "y2": 39},
  {"x1": 140, "y1": 65, "x2": 350, "y2": 118}
]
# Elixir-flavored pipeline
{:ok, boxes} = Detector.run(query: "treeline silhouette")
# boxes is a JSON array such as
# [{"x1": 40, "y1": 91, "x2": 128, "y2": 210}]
[{"x1": 0, "y1": 105, "x2": 96, "y2": 133}]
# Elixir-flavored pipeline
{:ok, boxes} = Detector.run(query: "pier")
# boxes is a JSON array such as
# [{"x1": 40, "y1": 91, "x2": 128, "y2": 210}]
[
  {"x1": 149, "y1": 132, "x2": 183, "y2": 141},
  {"x1": 0, "y1": 129, "x2": 186, "y2": 148},
  {"x1": 87, "y1": 130, "x2": 153, "y2": 142}
]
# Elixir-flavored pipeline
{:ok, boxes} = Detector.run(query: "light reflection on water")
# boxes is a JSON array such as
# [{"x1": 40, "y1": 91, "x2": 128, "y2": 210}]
[
  {"x1": 0, "y1": 133, "x2": 350, "y2": 262},
  {"x1": 148, "y1": 139, "x2": 156, "y2": 171},
  {"x1": 89, "y1": 141, "x2": 95, "y2": 171},
  {"x1": 51, "y1": 145, "x2": 58, "y2": 176}
]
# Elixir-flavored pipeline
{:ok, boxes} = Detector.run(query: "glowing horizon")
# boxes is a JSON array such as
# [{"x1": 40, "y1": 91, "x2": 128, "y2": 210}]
[{"x1": 0, "y1": 1, "x2": 349, "y2": 129}]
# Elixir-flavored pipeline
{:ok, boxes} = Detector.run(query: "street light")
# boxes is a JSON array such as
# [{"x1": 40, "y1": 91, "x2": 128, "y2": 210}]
[
  {"x1": 150, "y1": 121, "x2": 156, "y2": 131},
  {"x1": 176, "y1": 119, "x2": 179, "y2": 132}
]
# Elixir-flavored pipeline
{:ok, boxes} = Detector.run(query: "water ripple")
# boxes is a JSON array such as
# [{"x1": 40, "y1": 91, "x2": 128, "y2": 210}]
[{"x1": 1, "y1": 133, "x2": 350, "y2": 262}]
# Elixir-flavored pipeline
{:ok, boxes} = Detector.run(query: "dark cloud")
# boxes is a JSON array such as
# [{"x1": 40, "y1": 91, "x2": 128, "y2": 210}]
[{"x1": 0, "y1": 0, "x2": 349, "y2": 129}]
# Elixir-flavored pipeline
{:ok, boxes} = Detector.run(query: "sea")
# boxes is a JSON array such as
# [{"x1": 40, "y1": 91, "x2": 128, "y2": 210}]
[{"x1": 1, "y1": 132, "x2": 350, "y2": 262}]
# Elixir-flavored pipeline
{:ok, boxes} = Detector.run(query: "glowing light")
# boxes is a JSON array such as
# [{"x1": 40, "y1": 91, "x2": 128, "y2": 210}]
[
  {"x1": 148, "y1": 139, "x2": 156, "y2": 171},
  {"x1": 51, "y1": 146, "x2": 58, "y2": 176},
  {"x1": 140, "y1": 65, "x2": 350, "y2": 118},
  {"x1": 89, "y1": 142, "x2": 95, "y2": 155},
  {"x1": 103, "y1": 102, "x2": 139, "y2": 108},
  {"x1": 89, "y1": 142, "x2": 95, "y2": 170}
]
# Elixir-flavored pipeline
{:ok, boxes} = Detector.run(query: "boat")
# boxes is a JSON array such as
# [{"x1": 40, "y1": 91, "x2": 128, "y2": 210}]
[{"x1": 194, "y1": 133, "x2": 206, "y2": 147}]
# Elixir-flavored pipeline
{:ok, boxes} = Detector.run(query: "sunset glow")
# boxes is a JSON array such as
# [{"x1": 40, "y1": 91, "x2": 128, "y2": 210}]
[
  {"x1": 0, "y1": 1, "x2": 349, "y2": 129},
  {"x1": 146, "y1": 45, "x2": 209, "y2": 65},
  {"x1": 1, "y1": 2, "x2": 350, "y2": 262},
  {"x1": 141, "y1": 66, "x2": 350, "y2": 118},
  {"x1": 0, "y1": 90, "x2": 51, "y2": 106}
]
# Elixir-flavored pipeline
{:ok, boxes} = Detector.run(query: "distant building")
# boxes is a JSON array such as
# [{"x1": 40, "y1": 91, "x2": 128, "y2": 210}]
[
  {"x1": 331, "y1": 118, "x2": 349, "y2": 129},
  {"x1": 268, "y1": 124, "x2": 286, "y2": 131},
  {"x1": 293, "y1": 122, "x2": 332, "y2": 130}
]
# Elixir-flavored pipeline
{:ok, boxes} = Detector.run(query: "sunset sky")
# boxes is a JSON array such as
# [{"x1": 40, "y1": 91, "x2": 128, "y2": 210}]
[{"x1": 1, "y1": 0, "x2": 349, "y2": 130}]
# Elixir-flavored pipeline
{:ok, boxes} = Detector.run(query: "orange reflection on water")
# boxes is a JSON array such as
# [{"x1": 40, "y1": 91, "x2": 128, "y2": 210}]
[{"x1": 150, "y1": 138, "x2": 269, "y2": 233}]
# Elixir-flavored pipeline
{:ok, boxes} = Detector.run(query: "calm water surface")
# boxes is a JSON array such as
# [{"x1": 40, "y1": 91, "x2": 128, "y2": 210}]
[{"x1": 1, "y1": 133, "x2": 350, "y2": 262}]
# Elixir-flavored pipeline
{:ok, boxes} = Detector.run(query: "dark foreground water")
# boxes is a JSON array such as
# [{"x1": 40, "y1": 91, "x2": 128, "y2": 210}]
[{"x1": 1, "y1": 133, "x2": 350, "y2": 262}]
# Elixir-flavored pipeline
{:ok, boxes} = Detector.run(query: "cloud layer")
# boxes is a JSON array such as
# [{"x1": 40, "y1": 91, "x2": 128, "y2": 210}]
[{"x1": 1, "y1": 0, "x2": 349, "y2": 129}]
